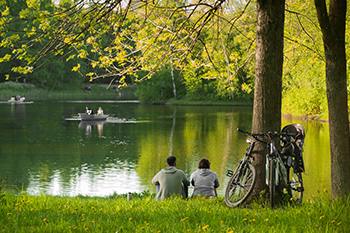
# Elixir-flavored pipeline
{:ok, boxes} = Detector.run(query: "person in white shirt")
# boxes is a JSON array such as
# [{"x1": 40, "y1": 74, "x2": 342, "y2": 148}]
[{"x1": 97, "y1": 107, "x2": 104, "y2": 115}]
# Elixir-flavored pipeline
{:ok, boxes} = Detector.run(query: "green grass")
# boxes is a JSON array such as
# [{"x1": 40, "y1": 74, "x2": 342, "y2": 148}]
[{"x1": 0, "y1": 190, "x2": 348, "y2": 232}]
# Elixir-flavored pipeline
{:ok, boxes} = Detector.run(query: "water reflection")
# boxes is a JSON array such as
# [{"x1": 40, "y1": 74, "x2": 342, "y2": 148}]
[
  {"x1": 136, "y1": 105, "x2": 255, "y2": 196},
  {"x1": 79, "y1": 121, "x2": 106, "y2": 138},
  {"x1": 0, "y1": 102, "x2": 331, "y2": 198},
  {"x1": 26, "y1": 162, "x2": 145, "y2": 196}
]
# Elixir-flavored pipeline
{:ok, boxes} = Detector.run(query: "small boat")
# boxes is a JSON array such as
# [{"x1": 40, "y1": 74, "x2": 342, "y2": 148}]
[
  {"x1": 8, "y1": 96, "x2": 26, "y2": 103},
  {"x1": 78, "y1": 113, "x2": 109, "y2": 121}
]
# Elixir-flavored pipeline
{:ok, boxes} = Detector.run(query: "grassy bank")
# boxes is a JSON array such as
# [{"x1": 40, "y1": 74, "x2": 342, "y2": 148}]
[
  {"x1": 0, "y1": 190, "x2": 347, "y2": 232},
  {"x1": 0, "y1": 82, "x2": 136, "y2": 101},
  {"x1": 0, "y1": 81, "x2": 253, "y2": 106}
]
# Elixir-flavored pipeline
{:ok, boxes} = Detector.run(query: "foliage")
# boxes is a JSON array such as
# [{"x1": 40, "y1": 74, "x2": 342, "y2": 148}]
[
  {"x1": 183, "y1": 63, "x2": 205, "y2": 100},
  {"x1": 0, "y1": 0, "x2": 88, "y2": 89},
  {"x1": 0, "y1": 0, "x2": 256, "y2": 101},
  {"x1": 134, "y1": 66, "x2": 185, "y2": 102},
  {"x1": 282, "y1": 0, "x2": 350, "y2": 119},
  {"x1": 0, "y1": 0, "x2": 348, "y2": 116},
  {"x1": 0, "y1": 190, "x2": 348, "y2": 232},
  {"x1": 28, "y1": 59, "x2": 85, "y2": 90}
]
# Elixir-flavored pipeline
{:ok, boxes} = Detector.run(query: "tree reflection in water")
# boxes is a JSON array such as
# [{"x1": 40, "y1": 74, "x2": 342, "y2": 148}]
[{"x1": 0, "y1": 102, "x2": 331, "y2": 198}]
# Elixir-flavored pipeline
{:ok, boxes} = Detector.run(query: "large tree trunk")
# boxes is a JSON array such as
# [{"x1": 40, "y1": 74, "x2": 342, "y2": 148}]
[
  {"x1": 314, "y1": 0, "x2": 350, "y2": 198},
  {"x1": 251, "y1": 0, "x2": 285, "y2": 196}
]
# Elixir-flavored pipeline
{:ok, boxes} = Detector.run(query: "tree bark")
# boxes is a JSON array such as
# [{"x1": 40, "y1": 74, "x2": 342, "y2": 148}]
[
  {"x1": 251, "y1": 0, "x2": 285, "y2": 197},
  {"x1": 314, "y1": 0, "x2": 350, "y2": 198}
]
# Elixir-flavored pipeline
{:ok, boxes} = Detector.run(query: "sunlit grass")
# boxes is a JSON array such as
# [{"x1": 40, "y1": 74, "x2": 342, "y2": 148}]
[{"x1": 0, "y1": 190, "x2": 348, "y2": 232}]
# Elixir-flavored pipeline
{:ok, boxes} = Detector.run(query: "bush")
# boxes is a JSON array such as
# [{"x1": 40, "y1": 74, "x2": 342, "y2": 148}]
[
  {"x1": 28, "y1": 59, "x2": 84, "y2": 90},
  {"x1": 135, "y1": 67, "x2": 184, "y2": 102},
  {"x1": 0, "y1": 81, "x2": 36, "y2": 91}
]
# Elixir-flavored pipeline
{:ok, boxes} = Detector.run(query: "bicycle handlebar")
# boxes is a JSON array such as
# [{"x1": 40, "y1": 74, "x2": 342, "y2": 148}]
[
  {"x1": 237, "y1": 128, "x2": 267, "y2": 137},
  {"x1": 237, "y1": 128, "x2": 297, "y2": 143},
  {"x1": 237, "y1": 128, "x2": 267, "y2": 144}
]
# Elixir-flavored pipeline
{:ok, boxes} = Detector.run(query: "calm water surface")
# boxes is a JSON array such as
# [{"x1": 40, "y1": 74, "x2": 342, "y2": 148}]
[{"x1": 0, "y1": 101, "x2": 331, "y2": 198}]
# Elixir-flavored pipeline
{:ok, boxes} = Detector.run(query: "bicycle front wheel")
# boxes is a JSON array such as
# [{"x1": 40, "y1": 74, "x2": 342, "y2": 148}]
[{"x1": 225, "y1": 162, "x2": 256, "y2": 207}]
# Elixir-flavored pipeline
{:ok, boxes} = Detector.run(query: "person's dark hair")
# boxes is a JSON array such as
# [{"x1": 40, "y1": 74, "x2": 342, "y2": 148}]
[
  {"x1": 166, "y1": 156, "x2": 177, "y2": 166},
  {"x1": 198, "y1": 158, "x2": 210, "y2": 169}
]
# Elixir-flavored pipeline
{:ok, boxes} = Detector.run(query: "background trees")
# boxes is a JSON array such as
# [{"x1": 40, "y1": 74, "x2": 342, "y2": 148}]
[
  {"x1": 282, "y1": 0, "x2": 327, "y2": 118},
  {"x1": 1, "y1": 0, "x2": 256, "y2": 99},
  {"x1": 314, "y1": 0, "x2": 350, "y2": 198}
]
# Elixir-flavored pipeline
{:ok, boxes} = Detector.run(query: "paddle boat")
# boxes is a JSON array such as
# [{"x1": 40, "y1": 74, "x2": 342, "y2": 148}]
[
  {"x1": 78, "y1": 113, "x2": 109, "y2": 121},
  {"x1": 7, "y1": 95, "x2": 33, "y2": 104}
]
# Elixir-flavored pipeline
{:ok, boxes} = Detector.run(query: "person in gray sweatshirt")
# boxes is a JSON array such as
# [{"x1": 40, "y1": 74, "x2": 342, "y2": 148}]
[
  {"x1": 152, "y1": 156, "x2": 190, "y2": 201},
  {"x1": 190, "y1": 158, "x2": 220, "y2": 198}
]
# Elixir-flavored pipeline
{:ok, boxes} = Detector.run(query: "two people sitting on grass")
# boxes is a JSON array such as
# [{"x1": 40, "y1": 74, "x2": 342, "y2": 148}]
[{"x1": 152, "y1": 156, "x2": 220, "y2": 201}]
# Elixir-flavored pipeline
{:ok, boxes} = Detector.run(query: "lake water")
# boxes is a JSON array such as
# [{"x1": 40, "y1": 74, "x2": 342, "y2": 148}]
[{"x1": 0, "y1": 101, "x2": 331, "y2": 198}]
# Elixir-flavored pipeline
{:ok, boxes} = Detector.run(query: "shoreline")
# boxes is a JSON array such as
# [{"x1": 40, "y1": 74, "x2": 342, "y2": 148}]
[
  {"x1": 1, "y1": 82, "x2": 329, "y2": 123},
  {"x1": 282, "y1": 113, "x2": 329, "y2": 124}
]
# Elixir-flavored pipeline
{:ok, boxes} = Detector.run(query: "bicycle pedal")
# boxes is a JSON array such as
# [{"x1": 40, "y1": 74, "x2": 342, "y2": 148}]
[
  {"x1": 296, "y1": 187, "x2": 304, "y2": 192},
  {"x1": 226, "y1": 170, "x2": 234, "y2": 177}
]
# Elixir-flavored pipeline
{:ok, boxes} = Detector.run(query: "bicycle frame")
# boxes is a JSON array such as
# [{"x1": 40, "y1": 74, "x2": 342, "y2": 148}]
[
  {"x1": 226, "y1": 137, "x2": 255, "y2": 177},
  {"x1": 266, "y1": 140, "x2": 288, "y2": 188},
  {"x1": 244, "y1": 138, "x2": 256, "y2": 163}
]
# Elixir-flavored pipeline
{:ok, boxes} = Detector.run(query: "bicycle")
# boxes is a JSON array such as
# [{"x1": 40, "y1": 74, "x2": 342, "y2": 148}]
[
  {"x1": 224, "y1": 124, "x2": 305, "y2": 208},
  {"x1": 266, "y1": 124, "x2": 305, "y2": 207},
  {"x1": 224, "y1": 129, "x2": 265, "y2": 207}
]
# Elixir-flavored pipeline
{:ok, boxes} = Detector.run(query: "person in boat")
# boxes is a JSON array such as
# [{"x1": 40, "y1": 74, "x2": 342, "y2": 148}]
[
  {"x1": 190, "y1": 158, "x2": 220, "y2": 198},
  {"x1": 97, "y1": 107, "x2": 104, "y2": 115},
  {"x1": 152, "y1": 156, "x2": 190, "y2": 201},
  {"x1": 86, "y1": 106, "x2": 94, "y2": 115}
]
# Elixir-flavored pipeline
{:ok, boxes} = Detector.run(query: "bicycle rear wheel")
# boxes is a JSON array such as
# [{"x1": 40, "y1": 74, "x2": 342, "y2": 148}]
[
  {"x1": 269, "y1": 159, "x2": 276, "y2": 208},
  {"x1": 225, "y1": 162, "x2": 256, "y2": 207},
  {"x1": 288, "y1": 168, "x2": 303, "y2": 203}
]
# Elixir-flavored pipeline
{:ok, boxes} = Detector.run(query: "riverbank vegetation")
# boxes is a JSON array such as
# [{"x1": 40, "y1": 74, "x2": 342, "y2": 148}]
[
  {"x1": 0, "y1": 82, "x2": 136, "y2": 101},
  {"x1": 0, "y1": 81, "x2": 251, "y2": 106},
  {"x1": 0, "y1": 190, "x2": 347, "y2": 232}
]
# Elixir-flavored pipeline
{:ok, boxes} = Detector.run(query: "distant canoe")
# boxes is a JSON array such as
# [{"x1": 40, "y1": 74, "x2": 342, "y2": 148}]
[
  {"x1": 8, "y1": 96, "x2": 26, "y2": 104},
  {"x1": 8, "y1": 99, "x2": 25, "y2": 103},
  {"x1": 7, "y1": 99, "x2": 33, "y2": 104},
  {"x1": 78, "y1": 113, "x2": 109, "y2": 121}
]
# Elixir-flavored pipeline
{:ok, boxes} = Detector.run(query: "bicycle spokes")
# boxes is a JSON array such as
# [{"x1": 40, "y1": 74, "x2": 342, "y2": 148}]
[{"x1": 225, "y1": 163, "x2": 256, "y2": 207}]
